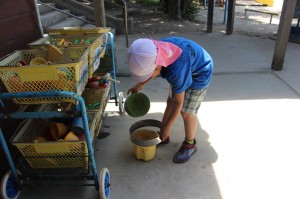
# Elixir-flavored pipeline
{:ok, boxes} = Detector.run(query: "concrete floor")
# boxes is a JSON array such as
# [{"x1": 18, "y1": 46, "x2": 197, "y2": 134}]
[
  {"x1": 19, "y1": 28, "x2": 300, "y2": 199},
  {"x1": 102, "y1": 32, "x2": 300, "y2": 198}
]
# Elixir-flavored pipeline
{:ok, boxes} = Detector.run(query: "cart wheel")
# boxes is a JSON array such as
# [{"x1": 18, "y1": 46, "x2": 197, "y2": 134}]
[
  {"x1": 0, "y1": 170, "x2": 21, "y2": 199},
  {"x1": 118, "y1": 92, "x2": 124, "y2": 114},
  {"x1": 99, "y1": 168, "x2": 110, "y2": 199}
]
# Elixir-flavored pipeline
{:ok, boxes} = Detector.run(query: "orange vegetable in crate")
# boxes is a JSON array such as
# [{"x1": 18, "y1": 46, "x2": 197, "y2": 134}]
[
  {"x1": 43, "y1": 126, "x2": 54, "y2": 141},
  {"x1": 50, "y1": 122, "x2": 69, "y2": 141},
  {"x1": 64, "y1": 131, "x2": 79, "y2": 141}
]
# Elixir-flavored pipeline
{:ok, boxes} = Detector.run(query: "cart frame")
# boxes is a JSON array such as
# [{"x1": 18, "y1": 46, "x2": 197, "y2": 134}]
[
  {"x1": 0, "y1": 92, "x2": 100, "y2": 189},
  {"x1": 0, "y1": 30, "x2": 118, "y2": 199}
]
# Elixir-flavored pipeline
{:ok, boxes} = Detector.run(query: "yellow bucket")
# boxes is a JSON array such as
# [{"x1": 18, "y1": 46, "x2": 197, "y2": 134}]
[
  {"x1": 131, "y1": 129, "x2": 160, "y2": 161},
  {"x1": 133, "y1": 144, "x2": 156, "y2": 161},
  {"x1": 129, "y1": 119, "x2": 162, "y2": 161}
]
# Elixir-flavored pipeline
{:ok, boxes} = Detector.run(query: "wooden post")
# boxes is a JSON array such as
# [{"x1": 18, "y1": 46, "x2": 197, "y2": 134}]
[
  {"x1": 207, "y1": 0, "x2": 214, "y2": 33},
  {"x1": 93, "y1": 0, "x2": 106, "y2": 27},
  {"x1": 226, "y1": 0, "x2": 235, "y2": 35},
  {"x1": 271, "y1": 0, "x2": 297, "y2": 71}
]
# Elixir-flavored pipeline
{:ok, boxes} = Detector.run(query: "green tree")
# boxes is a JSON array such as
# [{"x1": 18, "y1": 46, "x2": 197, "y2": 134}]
[{"x1": 163, "y1": 0, "x2": 197, "y2": 20}]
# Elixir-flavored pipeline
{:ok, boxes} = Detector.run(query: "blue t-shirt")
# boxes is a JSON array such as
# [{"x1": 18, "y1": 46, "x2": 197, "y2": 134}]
[{"x1": 160, "y1": 37, "x2": 213, "y2": 94}]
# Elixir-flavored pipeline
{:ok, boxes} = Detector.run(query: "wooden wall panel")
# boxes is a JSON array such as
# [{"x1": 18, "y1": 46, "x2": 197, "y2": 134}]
[
  {"x1": 0, "y1": 0, "x2": 42, "y2": 177},
  {"x1": 0, "y1": 30, "x2": 40, "y2": 58},
  {"x1": 0, "y1": 0, "x2": 42, "y2": 58},
  {"x1": 0, "y1": 13, "x2": 38, "y2": 44},
  {"x1": 0, "y1": 0, "x2": 33, "y2": 18}
]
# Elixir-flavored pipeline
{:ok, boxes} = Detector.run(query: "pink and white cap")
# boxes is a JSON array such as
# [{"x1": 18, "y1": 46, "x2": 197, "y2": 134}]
[{"x1": 128, "y1": 38, "x2": 182, "y2": 82}]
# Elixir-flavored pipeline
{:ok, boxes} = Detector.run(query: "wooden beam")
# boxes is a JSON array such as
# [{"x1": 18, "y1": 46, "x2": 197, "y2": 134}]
[
  {"x1": 93, "y1": 0, "x2": 106, "y2": 27},
  {"x1": 207, "y1": 0, "x2": 214, "y2": 33},
  {"x1": 271, "y1": 0, "x2": 297, "y2": 71},
  {"x1": 226, "y1": 0, "x2": 235, "y2": 35}
]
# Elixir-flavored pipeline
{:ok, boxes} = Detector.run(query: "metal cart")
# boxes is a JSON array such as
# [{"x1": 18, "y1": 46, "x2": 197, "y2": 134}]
[
  {"x1": 0, "y1": 91, "x2": 110, "y2": 199},
  {"x1": 105, "y1": 32, "x2": 124, "y2": 114},
  {"x1": 0, "y1": 29, "x2": 122, "y2": 199}
]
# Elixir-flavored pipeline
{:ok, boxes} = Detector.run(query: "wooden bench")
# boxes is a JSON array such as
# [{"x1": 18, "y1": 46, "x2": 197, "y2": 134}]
[{"x1": 244, "y1": 6, "x2": 280, "y2": 24}]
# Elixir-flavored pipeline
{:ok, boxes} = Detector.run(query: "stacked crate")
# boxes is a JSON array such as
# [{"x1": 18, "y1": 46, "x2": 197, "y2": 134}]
[{"x1": 0, "y1": 27, "x2": 112, "y2": 169}]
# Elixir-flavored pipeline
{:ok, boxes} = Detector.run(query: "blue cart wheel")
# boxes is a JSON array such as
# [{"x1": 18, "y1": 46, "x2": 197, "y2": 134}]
[
  {"x1": 99, "y1": 168, "x2": 110, "y2": 199},
  {"x1": 0, "y1": 170, "x2": 21, "y2": 199},
  {"x1": 118, "y1": 92, "x2": 124, "y2": 114}
]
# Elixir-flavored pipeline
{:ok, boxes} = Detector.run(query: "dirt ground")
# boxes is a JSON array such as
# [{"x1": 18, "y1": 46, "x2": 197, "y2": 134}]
[{"x1": 128, "y1": 0, "x2": 286, "y2": 39}]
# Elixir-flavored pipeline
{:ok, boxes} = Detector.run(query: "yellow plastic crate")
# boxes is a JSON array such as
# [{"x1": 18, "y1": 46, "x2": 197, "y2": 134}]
[
  {"x1": 81, "y1": 82, "x2": 110, "y2": 111},
  {"x1": 28, "y1": 33, "x2": 107, "y2": 78},
  {"x1": 0, "y1": 47, "x2": 89, "y2": 104},
  {"x1": 46, "y1": 27, "x2": 111, "y2": 35},
  {"x1": 82, "y1": 82, "x2": 110, "y2": 138},
  {"x1": 11, "y1": 111, "x2": 97, "y2": 169},
  {"x1": 87, "y1": 108, "x2": 103, "y2": 138}
]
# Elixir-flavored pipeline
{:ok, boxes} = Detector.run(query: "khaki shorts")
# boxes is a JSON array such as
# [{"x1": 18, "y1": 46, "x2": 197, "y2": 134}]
[{"x1": 182, "y1": 88, "x2": 207, "y2": 114}]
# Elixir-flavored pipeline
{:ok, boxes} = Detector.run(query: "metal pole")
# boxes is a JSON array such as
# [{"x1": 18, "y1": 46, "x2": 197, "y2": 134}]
[
  {"x1": 108, "y1": 32, "x2": 118, "y2": 106},
  {"x1": 226, "y1": 0, "x2": 235, "y2": 35},
  {"x1": 207, "y1": 0, "x2": 214, "y2": 33},
  {"x1": 34, "y1": 0, "x2": 44, "y2": 36},
  {"x1": 223, "y1": 0, "x2": 228, "y2": 24},
  {"x1": 121, "y1": 0, "x2": 129, "y2": 47}
]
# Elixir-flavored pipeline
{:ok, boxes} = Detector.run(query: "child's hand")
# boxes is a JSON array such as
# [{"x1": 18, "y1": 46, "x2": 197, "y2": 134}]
[
  {"x1": 127, "y1": 83, "x2": 145, "y2": 95},
  {"x1": 160, "y1": 126, "x2": 171, "y2": 142}
]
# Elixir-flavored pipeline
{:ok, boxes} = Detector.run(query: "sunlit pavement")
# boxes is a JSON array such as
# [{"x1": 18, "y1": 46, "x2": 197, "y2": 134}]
[{"x1": 103, "y1": 32, "x2": 300, "y2": 199}]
